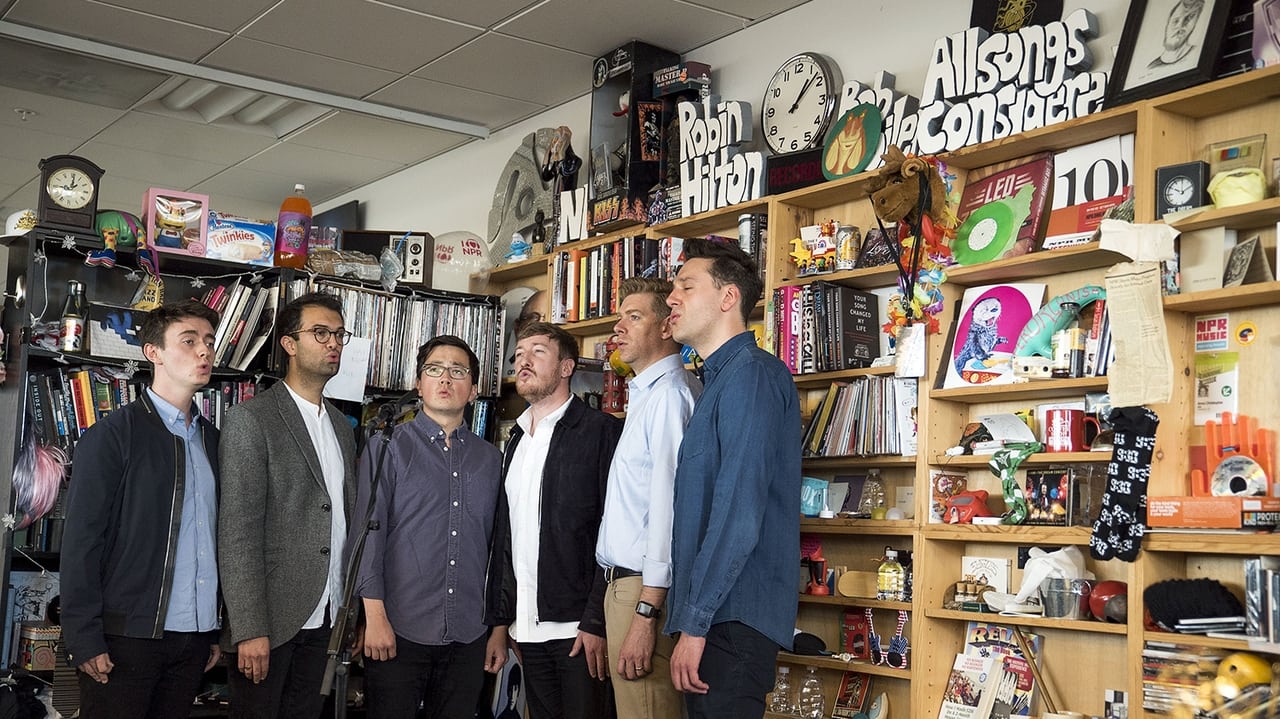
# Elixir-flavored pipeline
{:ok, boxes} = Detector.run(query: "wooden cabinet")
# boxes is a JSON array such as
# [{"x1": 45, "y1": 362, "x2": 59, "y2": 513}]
[{"x1": 478, "y1": 64, "x2": 1280, "y2": 717}]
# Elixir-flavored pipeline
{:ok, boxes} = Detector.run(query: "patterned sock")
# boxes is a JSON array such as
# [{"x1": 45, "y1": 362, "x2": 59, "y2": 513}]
[{"x1": 1090, "y1": 407, "x2": 1159, "y2": 562}]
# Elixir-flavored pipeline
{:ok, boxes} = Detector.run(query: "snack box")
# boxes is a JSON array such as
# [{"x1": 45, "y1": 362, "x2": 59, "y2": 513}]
[
  {"x1": 1147, "y1": 495, "x2": 1280, "y2": 529},
  {"x1": 206, "y1": 210, "x2": 275, "y2": 266}
]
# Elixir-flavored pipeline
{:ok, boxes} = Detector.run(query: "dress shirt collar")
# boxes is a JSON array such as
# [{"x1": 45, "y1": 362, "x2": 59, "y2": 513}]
[
  {"x1": 414, "y1": 410, "x2": 471, "y2": 446},
  {"x1": 146, "y1": 387, "x2": 200, "y2": 432},
  {"x1": 628, "y1": 352, "x2": 686, "y2": 391},
  {"x1": 283, "y1": 380, "x2": 326, "y2": 418},
  {"x1": 700, "y1": 331, "x2": 756, "y2": 385},
  {"x1": 516, "y1": 395, "x2": 573, "y2": 437}
]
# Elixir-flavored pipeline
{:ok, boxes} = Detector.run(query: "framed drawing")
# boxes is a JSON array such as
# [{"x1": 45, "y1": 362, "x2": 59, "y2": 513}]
[{"x1": 1105, "y1": 0, "x2": 1231, "y2": 108}]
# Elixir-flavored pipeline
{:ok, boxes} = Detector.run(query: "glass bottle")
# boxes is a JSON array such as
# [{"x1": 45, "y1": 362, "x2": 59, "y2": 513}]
[
  {"x1": 1051, "y1": 301, "x2": 1084, "y2": 378},
  {"x1": 877, "y1": 547, "x2": 905, "y2": 602},
  {"x1": 60, "y1": 280, "x2": 87, "y2": 353},
  {"x1": 858, "y1": 468, "x2": 886, "y2": 518},
  {"x1": 796, "y1": 665, "x2": 825, "y2": 719},
  {"x1": 768, "y1": 665, "x2": 795, "y2": 715}
]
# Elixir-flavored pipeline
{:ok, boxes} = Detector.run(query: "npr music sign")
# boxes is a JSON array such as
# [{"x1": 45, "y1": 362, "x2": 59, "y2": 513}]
[
  {"x1": 679, "y1": 96, "x2": 765, "y2": 217},
  {"x1": 835, "y1": 9, "x2": 1108, "y2": 166}
]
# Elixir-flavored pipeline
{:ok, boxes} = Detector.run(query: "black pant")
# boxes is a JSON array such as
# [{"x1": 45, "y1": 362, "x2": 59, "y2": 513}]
[
  {"x1": 228, "y1": 625, "x2": 330, "y2": 719},
  {"x1": 518, "y1": 637, "x2": 613, "y2": 719},
  {"x1": 684, "y1": 622, "x2": 779, "y2": 719},
  {"x1": 363, "y1": 634, "x2": 488, "y2": 719},
  {"x1": 77, "y1": 630, "x2": 218, "y2": 719}
]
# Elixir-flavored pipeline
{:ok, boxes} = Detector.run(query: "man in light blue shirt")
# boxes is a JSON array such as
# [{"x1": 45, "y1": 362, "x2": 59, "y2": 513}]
[
  {"x1": 596, "y1": 277, "x2": 701, "y2": 719},
  {"x1": 63, "y1": 300, "x2": 224, "y2": 718},
  {"x1": 664, "y1": 239, "x2": 802, "y2": 719}
]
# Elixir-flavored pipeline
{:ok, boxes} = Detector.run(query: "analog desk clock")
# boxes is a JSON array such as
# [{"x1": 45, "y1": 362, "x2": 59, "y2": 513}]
[
  {"x1": 39, "y1": 154, "x2": 104, "y2": 231},
  {"x1": 762, "y1": 52, "x2": 842, "y2": 155},
  {"x1": 1155, "y1": 161, "x2": 1209, "y2": 218}
]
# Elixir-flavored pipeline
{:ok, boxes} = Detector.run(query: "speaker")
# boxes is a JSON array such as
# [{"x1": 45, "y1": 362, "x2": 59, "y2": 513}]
[{"x1": 339, "y1": 230, "x2": 434, "y2": 287}]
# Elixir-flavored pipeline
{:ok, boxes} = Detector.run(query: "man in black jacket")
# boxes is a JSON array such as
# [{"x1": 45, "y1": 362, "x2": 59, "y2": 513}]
[
  {"x1": 485, "y1": 322, "x2": 622, "y2": 719},
  {"x1": 62, "y1": 299, "x2": 223, "y2": 718}
]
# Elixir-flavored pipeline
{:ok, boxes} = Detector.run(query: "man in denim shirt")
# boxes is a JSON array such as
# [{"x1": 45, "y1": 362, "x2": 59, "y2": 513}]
[{"x1": 664, "y1": 239, "x2": 801, "y2": 718}]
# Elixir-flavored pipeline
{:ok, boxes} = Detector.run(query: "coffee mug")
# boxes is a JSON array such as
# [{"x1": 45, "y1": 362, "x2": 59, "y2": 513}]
[{"x1": 1045, "y1": 408, "x2": 1085, "y2": 452}]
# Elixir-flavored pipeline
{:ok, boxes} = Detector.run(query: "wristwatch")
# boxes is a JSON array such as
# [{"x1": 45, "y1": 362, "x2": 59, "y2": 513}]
[{"x1": 635, "y1": 601, "x2": 662, "y2": 619}]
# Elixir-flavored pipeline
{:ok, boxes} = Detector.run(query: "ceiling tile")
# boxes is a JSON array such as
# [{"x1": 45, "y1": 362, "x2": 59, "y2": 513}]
[
  {"x1": 495, "y1": 0, "x2": 742, "y2": 56},
  {"x1": 5, "y1": 0, "x2": 229, "y2": 62},
  {"x1": 0, "y1": 153, "x2": 39, "y2": 187},
  {"x1": 376, "y1": 0, "x2": 539, "y2": 28},
  {"x1": 0, "y1": 85, "x2": 127, "y2": 138},
  {"x1": 76, "y1": 140, "x2": 231, "y2": 189},
  {"x1": 93, "y1": 0, "x2": 280, "y2": 33},
  {"x1": 0, "y1": 123, "x2": 90, "y2": 165},
  {"x1": 241, "y1": 0, "x2": 482, "y2": 73},
  {"x1": 2, "y1": 179, "x2": 41, "y2": 212},
  {"x1": 369, "y1": 76, "x2": 542, "y2": 129},
  {"x1": 0, "y1": 38, "x2": 167, "y2": 110},
  {"x1": 94, "y1": 112, "x2": 276, "y2": 164},
  {"x1": 200, "y1": 38, "x2": 402, "y2": 99},
  {"x1": 415, "y1": 34, "x2": 591, "y2": 106},
  {"x1": 95, "y1": 174, "x2": 158, "y2": 215},
  {"x1": 192, "y1": 168, "x2": 322, "y2": 216},
  {"x1": 682, "y1": 0, "x2": 807, "y2": 21},
  {"x1": 236, "y1": 142, "x2": 403, "y2": 191},
  {"x1": 289, "y1": 112, "x2": 470, "y2": 163}
]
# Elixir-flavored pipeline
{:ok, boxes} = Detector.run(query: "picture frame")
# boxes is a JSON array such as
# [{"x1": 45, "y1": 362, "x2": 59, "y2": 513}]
[{"x1": 1105, "y1": 0, "x2": 1232, "y2": 108}]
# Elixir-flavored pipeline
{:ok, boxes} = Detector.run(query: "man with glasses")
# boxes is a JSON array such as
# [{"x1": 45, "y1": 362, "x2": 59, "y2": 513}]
[
  {"x1": 351, "y1": 335, "x2": 507, "y2": 718},
  {"x1": 219, "y1": 292, "x2": 359, "y2": 719}
]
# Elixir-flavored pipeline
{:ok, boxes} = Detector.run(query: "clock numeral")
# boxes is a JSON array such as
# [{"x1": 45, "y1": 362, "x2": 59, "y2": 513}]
[
  {"x1": 804, "y1": 131, "x2": 812, "y2": 142},
  {"x1": 793, "y1": 61, "x2": 805, "y2": 74},
  {"x1": 814, "y1": 76, "x2": 823, "y2": 87},
  {"x1": 766, "y1": 107, "x2": 775, "y2": 118},
  {"x1": 790, "y1": 139, "x2": 798, "y2": 151},
  {"x1": 772, "y1": 87, "x2": 782, "y2": 99},
  {"x1": 769, "y1": 125, "x2": 778, "y2": 136}
]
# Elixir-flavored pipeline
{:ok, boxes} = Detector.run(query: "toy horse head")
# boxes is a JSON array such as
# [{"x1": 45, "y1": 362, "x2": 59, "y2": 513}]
[{"x1": 869, "y1": 145, "x2": 948, "y2": 226}]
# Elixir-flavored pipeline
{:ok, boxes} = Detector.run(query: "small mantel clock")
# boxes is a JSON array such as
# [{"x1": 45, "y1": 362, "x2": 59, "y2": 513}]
[{"x1": 38, "y1": 155, "x2": 104, "y2": 231}]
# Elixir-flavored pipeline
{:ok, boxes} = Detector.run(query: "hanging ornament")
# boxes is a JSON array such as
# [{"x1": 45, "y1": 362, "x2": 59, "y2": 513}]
[{"x1": 190, "y1": 277, "x2": 206, "y2": 289}]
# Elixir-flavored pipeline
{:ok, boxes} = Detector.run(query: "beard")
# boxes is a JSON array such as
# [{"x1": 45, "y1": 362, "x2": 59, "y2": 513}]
[{"x1": 516, "y1": 370, "x2": 559, "y2": 404}]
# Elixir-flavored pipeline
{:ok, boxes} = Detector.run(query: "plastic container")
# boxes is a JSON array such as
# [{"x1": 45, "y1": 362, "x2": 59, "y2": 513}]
[
  {"x1": 796, "y1": 665, "x2": 825, "y2": 718},
  {"x1": 274, "y1": 183, "x2": 312, "y2": 268},
  {"x1": 768, "y1": 665, "x2": 795, "y2": 715},
  {"x1": 877, "y1": 548, "x2": 905, "y2": 602},
  {"x1": 1051, "y1": 301, "x2": 1084, "y2": 378}
]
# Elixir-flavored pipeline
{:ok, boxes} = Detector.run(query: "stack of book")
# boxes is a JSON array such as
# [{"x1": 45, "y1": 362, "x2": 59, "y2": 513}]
[
  {"x1": 1141, "y1": 641, "x2": 1222, "y2": 713},
  {"x1": 771, "y1": 281, "x2": 880, "y2": 374},
  {"x1": 937, "y1": 622, "x2": 1040, "y2": 719},
  {"x1": 550, "y1": 235, "x2": 659, "y2": 323}
]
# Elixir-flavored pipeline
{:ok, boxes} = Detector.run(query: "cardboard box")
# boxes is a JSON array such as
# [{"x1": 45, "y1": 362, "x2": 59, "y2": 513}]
[
  {"x1": 206, "y1": 210, "x2": 274, "y2": 266},
  {"x1": 15, "y1": 622, "x2": 59, "y2": 671},
  {"x1": 1147, "y1": 495, "x2": 1280, "y2": 529},
  {"x1": 653, "y1": 61, "x2": 711, "y2": 98},
  {"x1": 144, "y1": 188, "x2": 209, "y2": 258}
]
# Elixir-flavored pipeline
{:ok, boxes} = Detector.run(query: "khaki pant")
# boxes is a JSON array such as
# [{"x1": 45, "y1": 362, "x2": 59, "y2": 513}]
[{"x1": 603, "y1": 576, "x2": 686, "y2": 719}]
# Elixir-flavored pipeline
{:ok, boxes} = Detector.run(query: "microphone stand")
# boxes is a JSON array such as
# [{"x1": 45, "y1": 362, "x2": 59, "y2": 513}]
[{"x1": 320, "y1": 397, "x2": 419, "y2": 718}]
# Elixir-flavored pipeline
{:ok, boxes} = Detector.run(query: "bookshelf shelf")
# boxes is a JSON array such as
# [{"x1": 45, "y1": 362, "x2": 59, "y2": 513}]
[
  {"x1": 1162, "y1": 281, "x2": 1280, "y2": 313},
  {"x1": 931, "y1": 451, "x2": 1108, "y2": 468},
  {"x1": 943, "y1": 242, "x2": 1129, "y2": 286},
  {"x1": 561, "y1": 314, "x2": 619, "y2": 336},
  {"x1": 800, "y1": 518, "x2": 916, "y2": 536},
  {"x1": 792, "y1": 365, "x2": 896, "y2": 390},
  {"x1": 802, "y1": 455, "x2": 916, "y2": 470},
  {"x1": 796, "y1": 594, "x2": 912, "y2": 611},
  {"x1": 771, "y1": 168, "x2": 879, "y2": 209},
  {"x1": 1148, "y1": 63, "x2": 1280, "y2": 118},
  {"x1": 925, "y1": 608, "x2": 1126, "y2": 635},
  {"x1": 1166, "y1": 197, "x2": 1280, "y2": 233},
  {"x1": 776, "y1": 264, "x2": 901, "y2": 291},
  {"x1": 943, "y1": 105, "x2": 1140, "y2": 170},
  {"x1": 930, "y1": 376, "x2": 1109, "y2": 403},
  {"x1": 486, "y1": 254, "x2": 549, "y2": 282},
  {"x1": 1142, "y1": 531, "x2": 1280, "y2": 555},
  {"x1": 775, "y1": 651, "x2": 912, "y2": 680},
  {"x1": 649, "y1": 200, "x2": 769, "y2": 238},
  {"x1": 1143, "y1": 630, "x2": 1253, "y2": 652},
  {"x1": 923, "y1": 524, "x2": 1092, "y2": 546}
]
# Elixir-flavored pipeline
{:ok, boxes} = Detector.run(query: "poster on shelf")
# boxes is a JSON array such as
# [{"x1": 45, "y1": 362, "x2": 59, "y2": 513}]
[
  {"x1": 1194, "y1": 352, "x2": 1239, "y2": 425},
  {"x1": 942, "y1": 283, "x2": 1045, "y2": 389}
]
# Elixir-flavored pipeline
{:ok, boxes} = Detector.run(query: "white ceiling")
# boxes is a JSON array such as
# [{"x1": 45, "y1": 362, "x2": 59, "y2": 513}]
[{"x1": 0, "y1": 0, "x2": 809, "y2": 220}]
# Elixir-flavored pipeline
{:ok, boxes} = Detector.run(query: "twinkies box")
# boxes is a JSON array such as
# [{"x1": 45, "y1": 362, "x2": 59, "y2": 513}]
[
  {"x1": 1147, "y1": 496, "x2": 1280, "y2": 529},
  {"x1": 206, "y1": 211, "x2": 275, "y2": 266}
]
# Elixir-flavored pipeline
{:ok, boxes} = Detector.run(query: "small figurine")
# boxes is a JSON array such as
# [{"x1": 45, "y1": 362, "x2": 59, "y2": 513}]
[
  {"x1": 789, "y1": 237, "x2": 812, "y2": 276},
  {"x1": 506, "y1": 232, "x2": 532, "y2": 263},
  {"x1": 810, "y1": 221, "x2": 838, "y2": 274}
]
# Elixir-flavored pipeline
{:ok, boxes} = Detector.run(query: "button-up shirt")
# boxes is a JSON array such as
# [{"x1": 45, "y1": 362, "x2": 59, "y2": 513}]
[
  {"x1": 150, "y1": 389, "x2": 219, "y2": 633},
  {"x1": 596, "y1": 354, "x2": 701, "y2": 588},
  {"x1": 507, "y1": 396, "x2": 578, "y2": 643},
  {"x1": 666, "y1": 331, "x2": 802, "y2": 648},
  {"x1": 285, "y1": 384, "x2": 348, "y2": 629},
  {"x1": 353, "y1": 412, "x2": 501, "y2": 645}
]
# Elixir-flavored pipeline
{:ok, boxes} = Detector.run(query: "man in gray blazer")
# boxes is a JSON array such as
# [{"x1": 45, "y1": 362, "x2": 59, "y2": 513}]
[{"x1": 219, "y1": 292, "x2": 358, "y2": 719}]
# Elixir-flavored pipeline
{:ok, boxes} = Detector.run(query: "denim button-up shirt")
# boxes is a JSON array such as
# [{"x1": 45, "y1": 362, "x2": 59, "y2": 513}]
[{"x1": 665, "y1": 331, "x2": 801, "y2": 648}]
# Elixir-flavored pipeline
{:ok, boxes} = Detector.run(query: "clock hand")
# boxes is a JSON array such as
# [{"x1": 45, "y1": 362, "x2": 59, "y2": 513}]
[{"x1": 789, "y1": 75, "x2": 816, "y2": 113}]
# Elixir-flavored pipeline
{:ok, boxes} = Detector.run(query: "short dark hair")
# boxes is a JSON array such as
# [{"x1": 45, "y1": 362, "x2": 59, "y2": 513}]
[
  {"x1": 682, "y1": 238, "x2": 762, "y2": 324},
  {"x1": 416, "y1": 335, "x2": 481, "y2": 386},
  {"x1": 278, "y1": 292, "x2": 344, "y2": 340},
  {"x1": 516, "y1": 321, "x2": 578, "y2": 363},
  {"x1": 618, "y1": 277, "x2": 673, "y2": 318},
  {"x1": 138, "y1": 299, "x2": 220, "y2": 351}
]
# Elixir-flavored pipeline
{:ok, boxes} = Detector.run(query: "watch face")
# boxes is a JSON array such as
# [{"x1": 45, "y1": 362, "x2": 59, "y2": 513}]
[
  {"x1": 762, "y1": 53, "x2": 840, "y2": 154},
  {"x1": 46, "y1": 167, "x2": 94, "y2": 210},
  {"x1": 1164, "y1": 175, "x2": 1194, "y2": 206}
]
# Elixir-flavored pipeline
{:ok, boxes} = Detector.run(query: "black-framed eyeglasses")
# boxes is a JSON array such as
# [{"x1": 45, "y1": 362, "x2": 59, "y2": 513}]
[
  {"x1": 288, "y1": 326, "x2": 354, "y2": 346},
  {"x1": 420, "y1": 364, "x2": 470, "y2": 379}
]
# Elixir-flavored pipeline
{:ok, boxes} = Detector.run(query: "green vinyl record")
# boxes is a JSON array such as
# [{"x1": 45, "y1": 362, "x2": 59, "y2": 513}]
[{"x1": 953, "y1": 183, "x2": 1033, "y2": 265}]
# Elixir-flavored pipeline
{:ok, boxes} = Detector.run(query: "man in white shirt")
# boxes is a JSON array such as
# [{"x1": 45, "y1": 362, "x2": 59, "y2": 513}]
[
  {"x1": 485, "y1": 322, "x2": 623, "y2": 719},
  {"x1": 219, "y1": 293, "x2": 358, "y2": 719},
  {"x1": 596, "y1": 278, "x2": 702, "y2": 719}
]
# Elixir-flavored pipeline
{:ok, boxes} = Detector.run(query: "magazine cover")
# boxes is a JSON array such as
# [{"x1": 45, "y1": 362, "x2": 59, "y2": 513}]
[
  {"x1": 939, "y1": 652, "x2": 999, "y2": 719},
  {"x1": 831, "y1": 671, "x2": 873, "y2": 718},
  {"x1": 943, "y1": 284, "x2": 1045, "y2": 389}
]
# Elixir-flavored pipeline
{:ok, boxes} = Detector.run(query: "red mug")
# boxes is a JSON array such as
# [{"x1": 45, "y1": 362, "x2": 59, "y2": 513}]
[{"x1": 1045, "y1": 408, "x2": 1085, "y2": 452}]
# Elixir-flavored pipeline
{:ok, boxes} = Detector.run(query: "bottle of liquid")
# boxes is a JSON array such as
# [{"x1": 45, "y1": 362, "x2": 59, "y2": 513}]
[
  {"x1": 1051, "y1": 301, "x2": 1084, "y2": 378},
  {"x1": 274, "y1": 183, "x2": 312, "y2": 269},
  {"x1": 877, "y1": 547, "x2": 905, "y2": 602},
  {"x1": 796, "y1": 666, "x2": 825, "y2": 719},
  {"x1": 60, "y1": 280, "x2": 87, "y2": 353},
  {"x1": 768, "y1": 666, "x2": 795, "y2": 715},
  {"x1": 859, "y1": 468, "x2": 886, "y2": 518}
]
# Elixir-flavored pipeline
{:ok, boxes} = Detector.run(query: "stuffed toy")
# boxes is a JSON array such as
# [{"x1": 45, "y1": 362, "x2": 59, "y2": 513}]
[{"x1": 867, "y1": 146, "x2": 956, "y2": 337}]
